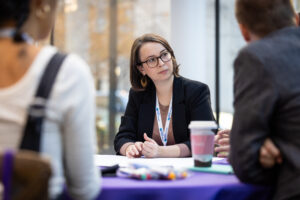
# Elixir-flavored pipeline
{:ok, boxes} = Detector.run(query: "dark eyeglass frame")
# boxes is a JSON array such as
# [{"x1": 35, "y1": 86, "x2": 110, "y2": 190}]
[{"x1": 139, "y1": 51, "x2": 172, "y2": 68}]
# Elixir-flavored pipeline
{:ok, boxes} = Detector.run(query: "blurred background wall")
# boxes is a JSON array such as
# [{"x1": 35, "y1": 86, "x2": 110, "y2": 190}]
[{"x1": 52, "y1": 0, "x2": 300, "y2": 154}]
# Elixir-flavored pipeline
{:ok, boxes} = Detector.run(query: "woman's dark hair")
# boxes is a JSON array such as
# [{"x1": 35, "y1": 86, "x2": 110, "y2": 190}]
[
  {"x1": 130, "y1": 33, "x2": 180, "y2": 91},
  {"x1": 0, "y1": 0, "x2": 31, "y2": 42}
]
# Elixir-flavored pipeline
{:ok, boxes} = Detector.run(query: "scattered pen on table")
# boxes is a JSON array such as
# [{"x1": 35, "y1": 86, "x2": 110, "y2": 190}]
[{"x1": 117, "y1": 163, "x2": 189, "y2": 180}]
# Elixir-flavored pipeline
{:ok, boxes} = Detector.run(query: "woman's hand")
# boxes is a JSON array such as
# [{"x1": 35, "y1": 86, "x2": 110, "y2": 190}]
[
  {"x1": 259, "y1": 138, "x2": 282, "y2": 168},
  {"x1": 214, "y1": 129, "x2": 230, "y2": 158},
  {"x1": 142, "y1": 133, "x2": 160, "y2": 158},
  {"x1": 125, "y1": 142, "x2": 143, "y2": 158}
]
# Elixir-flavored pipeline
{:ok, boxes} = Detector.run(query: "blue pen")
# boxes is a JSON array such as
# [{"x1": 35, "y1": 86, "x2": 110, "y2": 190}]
[
  {"x1": 129, "y1": 163, "x2": 149, "y2": 169},
  {"x1": 117, "y1": 167, "x2": 134, "y2": 178}
]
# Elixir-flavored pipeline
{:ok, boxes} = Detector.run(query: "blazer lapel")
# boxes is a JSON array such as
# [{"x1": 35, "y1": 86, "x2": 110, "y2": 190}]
[{"x1": 172, "y1": 76, "x2": 188, "y2": 143}]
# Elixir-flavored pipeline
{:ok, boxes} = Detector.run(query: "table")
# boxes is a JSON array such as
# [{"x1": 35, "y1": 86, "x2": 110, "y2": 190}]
[
  {"x1": 64, "y1": 156, "x2": 271, "y2": 200},
  {"x1": 98, "y1": 172, "x2": 271, "y2": 200},
  {"x1": 93, "y1": 156, "x2": 271, "y2": 200}
]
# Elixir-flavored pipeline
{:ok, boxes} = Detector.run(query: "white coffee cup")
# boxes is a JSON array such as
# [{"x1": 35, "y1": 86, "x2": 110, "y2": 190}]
[{"x1": 189, "y1": 121, "x2": 217, "y2": 167}]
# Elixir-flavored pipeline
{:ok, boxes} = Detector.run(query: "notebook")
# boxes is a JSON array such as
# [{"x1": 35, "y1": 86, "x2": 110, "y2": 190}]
[{"x1": 189, "y1": 164, "x2": 234, "y2": 174}]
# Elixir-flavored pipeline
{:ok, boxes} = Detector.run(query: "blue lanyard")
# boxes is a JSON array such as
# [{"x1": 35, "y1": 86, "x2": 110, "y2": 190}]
[
  {"x1": 0, "y1": 28, "x2": 34, "y2": 44},
  {"x1": 155, "y1": 95, "x2": 172, "y2": 146}
]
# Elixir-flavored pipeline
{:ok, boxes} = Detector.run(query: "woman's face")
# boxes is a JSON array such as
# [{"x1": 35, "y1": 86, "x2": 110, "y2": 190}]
[{"x1": 138, "y1": 42, "x2": 174, "y2": 83}]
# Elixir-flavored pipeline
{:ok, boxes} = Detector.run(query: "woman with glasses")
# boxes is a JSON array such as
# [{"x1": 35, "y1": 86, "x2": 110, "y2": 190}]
[{"x1": 114, "y1": 34, "x2": 215, "y2": 158}]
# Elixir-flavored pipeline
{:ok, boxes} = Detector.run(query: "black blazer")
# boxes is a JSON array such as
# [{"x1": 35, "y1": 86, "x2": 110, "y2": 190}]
[
  {"x1": 230, "y1": 27, "x2": 300, "y2": 200},
  {"x1": 114, "y1": 76, "x2": 215, "y2": 154}
]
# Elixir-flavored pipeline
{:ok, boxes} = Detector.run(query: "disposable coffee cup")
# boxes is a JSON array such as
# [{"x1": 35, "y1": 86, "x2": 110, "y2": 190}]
[{"x1": 189, "y1": 121, "x2": 217, "y2": 167}]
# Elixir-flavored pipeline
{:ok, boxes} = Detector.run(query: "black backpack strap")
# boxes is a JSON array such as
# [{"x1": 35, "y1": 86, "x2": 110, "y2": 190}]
[{"x1": 20, "y1": 52, "x2": 67, "y2": 152}]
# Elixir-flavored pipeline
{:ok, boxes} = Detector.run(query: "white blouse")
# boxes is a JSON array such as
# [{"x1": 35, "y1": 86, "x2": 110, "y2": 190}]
[{"x1": 0, "y1": 46, "x2": 101, "y2": 200}]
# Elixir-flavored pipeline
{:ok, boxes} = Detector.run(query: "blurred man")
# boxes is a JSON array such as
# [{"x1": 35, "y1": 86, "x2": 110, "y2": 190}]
[{"x1": 230, "y1": 0, "x2": 300, "y2": 199}]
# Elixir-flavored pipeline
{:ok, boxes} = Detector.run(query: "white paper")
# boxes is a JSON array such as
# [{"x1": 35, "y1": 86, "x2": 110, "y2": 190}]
[{"x1": 94, "y1": 155, "x2": 225, "y2": 168}]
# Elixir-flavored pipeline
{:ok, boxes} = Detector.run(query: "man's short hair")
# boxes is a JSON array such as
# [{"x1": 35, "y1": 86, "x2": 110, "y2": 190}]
[{"x1": 235, "y1": 0, "x2": 296, "y2": 37}]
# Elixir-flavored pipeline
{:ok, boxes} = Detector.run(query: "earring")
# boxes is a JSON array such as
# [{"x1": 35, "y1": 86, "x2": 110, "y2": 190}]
[
  {"x1": 141, "y1": 75, "x2": 148, "y2": 88},
  {"x1": 36, "y1": 4, "x2": 51, "y2": 18}
]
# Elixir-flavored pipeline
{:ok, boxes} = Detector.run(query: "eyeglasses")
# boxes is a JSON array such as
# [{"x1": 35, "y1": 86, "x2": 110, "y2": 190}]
[{"x1": 139, "y1": 51, "x2": 172, "y2": 68}]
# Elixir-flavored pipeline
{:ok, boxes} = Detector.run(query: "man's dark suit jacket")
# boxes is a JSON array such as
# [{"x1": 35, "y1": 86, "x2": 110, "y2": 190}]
[
  {"x1": 114, "y1": 76, "x2": 215, "y2": 154},
  {"x1": 230, "y1": 27, "x2": 300, "y2": 200}
]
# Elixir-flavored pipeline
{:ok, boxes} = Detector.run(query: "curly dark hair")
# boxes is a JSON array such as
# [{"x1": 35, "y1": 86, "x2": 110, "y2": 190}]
[{"x1": 0, "y1": 0, "x2": 31, "y2": 42}]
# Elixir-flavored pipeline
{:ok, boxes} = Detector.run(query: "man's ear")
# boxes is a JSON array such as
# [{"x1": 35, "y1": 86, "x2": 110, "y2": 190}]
[
  {"x1": 137, "y1": 65, "x2": 146, "y2": 76},
  {"x1": 239, "y1": 23, "x2": 251, "y2": 43}
]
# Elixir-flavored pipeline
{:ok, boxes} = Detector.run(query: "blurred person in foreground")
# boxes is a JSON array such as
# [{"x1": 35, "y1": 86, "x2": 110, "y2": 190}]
[
  {"x1": 0, "y1": 0, "x2": 101, "y2": 199},
  {"x1": 230, "y1": 0, "x2": 300, "y2": 199}
]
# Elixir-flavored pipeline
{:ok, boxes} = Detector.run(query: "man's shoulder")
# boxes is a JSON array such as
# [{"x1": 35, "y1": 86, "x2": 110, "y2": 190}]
[{"x1": 239, "y1": 27, "x2": 300, "y2": 59}]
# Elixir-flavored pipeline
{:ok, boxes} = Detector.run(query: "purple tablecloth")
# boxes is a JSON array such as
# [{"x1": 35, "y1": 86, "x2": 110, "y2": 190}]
[{"x1": 97, "y1": 172, "x2": 271, "y2": 200}]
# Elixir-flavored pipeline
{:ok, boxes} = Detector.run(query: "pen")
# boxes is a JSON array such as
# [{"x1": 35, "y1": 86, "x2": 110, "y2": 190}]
[
  {"x1": 117, "y1": 167, "x2": 151, "y2": 180},
  {"x1": 118, "y1": 165, "x2": 188, "y2": 180},
  {"x1": 174, "y1": 169, "x2": 188, "y2": 179},
  {"x1": 150, "y1": 167, "x2": 176, "y2": 180},
  {"x1": 129, "y1": 163, "x2": 149, "y2": 169}
]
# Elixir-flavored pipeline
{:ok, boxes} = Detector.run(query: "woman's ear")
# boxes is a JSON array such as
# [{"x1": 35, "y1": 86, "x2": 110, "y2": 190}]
[
  {"x1": 137, "y1": 65, "x2": 146, "y2": 76},
  {"x1": 32, "y1": 0, "x2": 50, "y2": 19}
]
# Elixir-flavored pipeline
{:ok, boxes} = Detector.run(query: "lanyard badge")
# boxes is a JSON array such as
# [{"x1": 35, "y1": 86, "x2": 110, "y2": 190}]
[{"x1": 155, "y1": 95, "x2": 172, "y2": 146}]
